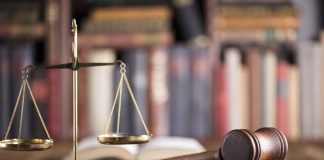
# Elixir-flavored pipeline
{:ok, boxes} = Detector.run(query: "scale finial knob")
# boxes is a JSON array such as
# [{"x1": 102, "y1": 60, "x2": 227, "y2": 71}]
[{"x1": 71, "y1": 19, "x2": 77, "y2": 33}]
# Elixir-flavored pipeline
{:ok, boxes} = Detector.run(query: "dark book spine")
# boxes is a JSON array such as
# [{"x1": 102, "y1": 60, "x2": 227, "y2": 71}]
[
  {"x1": 190, "y1": 46, "x2": 212, "y2": 138},
  {"x1": 30, "y1": 71, "x2": 48, "y2": 139},
  {"x1": 0, "y1": 45, "x2": 10, "y2": 136},
  {"x1": 113, "y1": 53, "x2": 134, "y2": 134},
  {"x1": 169, "y1": 44, "x2": 192, "y2": 137},
  {"x1": 46, "y1": 0, "x2": 62, "y2": 139},
  {"x1": 172, "y1": 0, "x2": 205, "y2": 41},
  {"x1": 129, "y1": 49, "x2": 149, "y2": 135}
]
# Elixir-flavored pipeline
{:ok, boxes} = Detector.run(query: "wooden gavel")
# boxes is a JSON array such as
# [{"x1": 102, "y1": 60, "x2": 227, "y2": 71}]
[{"x1": 168, "y1": 127, "x2": 288, "y2": 160}]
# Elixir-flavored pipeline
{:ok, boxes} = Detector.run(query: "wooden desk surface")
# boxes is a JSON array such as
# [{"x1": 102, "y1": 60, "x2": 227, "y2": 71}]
[{"x1": 0, "y1": 140, "x2": 324, "y2": 160}]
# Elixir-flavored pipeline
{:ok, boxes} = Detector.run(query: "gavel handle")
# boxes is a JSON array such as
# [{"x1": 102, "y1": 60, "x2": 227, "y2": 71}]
[{"x1": 166, "y1": 151, "x2": 219, "y2": 160}]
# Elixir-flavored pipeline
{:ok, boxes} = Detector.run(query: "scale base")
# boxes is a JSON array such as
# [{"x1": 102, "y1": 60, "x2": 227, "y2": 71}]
[
  {"x1": 97, "y1": 134, "x2": 151, "y2": 145},
  {"x1": 0, "y1": 138, "x2": 53, "y2": 151}
]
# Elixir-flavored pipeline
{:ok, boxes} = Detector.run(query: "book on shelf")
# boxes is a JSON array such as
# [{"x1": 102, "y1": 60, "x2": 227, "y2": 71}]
[
  {"x1": 148, "y1": 46, "x2": 170, "y2": 136},
  {"x1": 215, "y1": 2, "x2": 298, "y2": 30},
  {"x1": 190, "y1": 46, "x2": 212, "y2": 138},
  {"x1": 122, "y1": 49, "x2": 149, "y2": 135},
  {"x1": 214, "y1": 63, "x2": 227, "y2": 139},
  {"x1": 79, "y1": 5, "x2": 173, "y2": 48},
  {"x1": 111, "y1": 49, "x2": 149, "y2": 135},
  {"x1": 224, "y1": 47, "x2": 247, "y2": 131},
  {"x1": 246, "y1": 46, "x2": 262, "y2": 131},
  {"x1": 63, "y1": 136, "x2": 205, "y2": 160},
  {"x1": 86, "y1": 49, "x2": 116, "y2": 136},
  {"x1": 0, "y1": 45, "x2": 10, "y2": 137},
  {"x1": 276, "y1": 46, "x2": 290, "y2": 136},
  {"x1": 169, "y1": 44, "x2": 192, "y2": 137},
  {"x1": 0, "y1": 1, "x2": 44, "y2": 39}
]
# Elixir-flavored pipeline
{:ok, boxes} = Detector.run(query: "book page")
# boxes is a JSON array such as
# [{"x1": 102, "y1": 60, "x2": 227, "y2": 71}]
[
  {"x1": 137, "y1": 136, "x2": 206, "y2": 160},
  {"x1": 63, "y1": 136, "x2": 139, "y2": 160}
]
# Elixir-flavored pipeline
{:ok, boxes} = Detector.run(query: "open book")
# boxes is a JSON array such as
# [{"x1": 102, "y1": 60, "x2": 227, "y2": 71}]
[{"x1": 63, "y1": 136, "x2": 206, "y2": 160}]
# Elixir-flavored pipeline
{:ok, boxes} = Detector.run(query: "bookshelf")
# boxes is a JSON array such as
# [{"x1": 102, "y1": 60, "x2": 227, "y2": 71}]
[{"x1": 1, "y1": 0, "x2": 324, "y2": 159}]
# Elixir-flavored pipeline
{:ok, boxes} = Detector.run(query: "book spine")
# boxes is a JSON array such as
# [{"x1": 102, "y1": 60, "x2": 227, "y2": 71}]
[
  {"x1": 216, "y1": 29, "x2": 297, "y2": 43},
  {"x1": 214, "y1": 64, "x2": 228, "y2": 139},
  {"x1": 261, "y1": 49, "x2": 277, "y2": 127},
  {"x1": 130, "y1": 49, "x2": 149, "y2": 135},
  {"x1": 298, "y1": 42, "x2": 313, "y2": 140},
  {"x1": 83, "y1": 20, "x2": 170, "y2": 33},
  {"x1": 90, "y1": 6, "x2": 171, "y2": 21},
  {"x1": 78, "y1": 32, "x2": 173, "y2": 48},
  {"x1": 320, "y1": 32, "x2": 324, "y2": 139},
  {"x1": 0, "y1": 45, "x2": 10, "y2": 136},
  {"x1": 148, "y1": 46, "x2": 170, "y2": 136},
  {"x1": 172, "y1": 0, "x2": 205, "y2": 41},
  {"x1": 276, "y1": 58, "x2": 290, "y2": 136},
  {"x1": 169, "y1": 44, "x2": 191, "y2": 137},
  {"x1": 46, "y1": 0, "x2": 62, "y2": 139},
  {"x1": 77, "y1": 48, "x2": 89, "y2": 138},
  {"x1": 288, "y1": 64, "x2": 300, "y2": 141},
  {"x1": 225, "y1": 47, "x2": 245, "y2": 130},
  {"x1": 190, "y1": 46, "x2": 212, "y2": 138},
  {"x1": 59, "y1": 0, "x2": 72, "y2": 139},
  {"x1": 246, "y1": 47, "x2": 262, "y2": 130},
  {"x1": 87, "y1": 49, "x2": 116, "y2": 135},
  {"x1": 312, "y1": 43, "x2": 322, "y2": 139},
  {"x1": 0, "y1": 23, "x2": 44, "y2": 39}
]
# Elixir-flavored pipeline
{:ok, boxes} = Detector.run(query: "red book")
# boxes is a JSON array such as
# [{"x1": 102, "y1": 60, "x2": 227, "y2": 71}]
[
  {"x1": 215, "y1": 64, "x2": 228, "y2": 139},
  {"x1": 47, "y1": 70, "x2": 61, "y2": 139},
  {"x1": 276, "y1": 60, "x2": 289, "y2": 136},
  {"x1": 148, "y1": 46, "x2": 170, "y2": 136}
]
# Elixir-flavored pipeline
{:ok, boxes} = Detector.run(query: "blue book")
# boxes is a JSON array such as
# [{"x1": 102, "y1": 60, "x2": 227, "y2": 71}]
[
  {"x1": 169, "y1": 44, "x2": 192, "y2": 137},
  {"x1": 190, "y1": 46, "x2": 212, "y2": 138}
]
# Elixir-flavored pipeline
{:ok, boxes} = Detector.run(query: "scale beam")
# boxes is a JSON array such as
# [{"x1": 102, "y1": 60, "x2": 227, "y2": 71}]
[{"x1": 46, "y1": 62, "x2": 119, "y2": 70}]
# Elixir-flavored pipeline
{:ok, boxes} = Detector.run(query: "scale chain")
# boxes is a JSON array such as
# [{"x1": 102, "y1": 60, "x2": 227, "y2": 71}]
[
  {"x1": 104, "y1": 62, "x2": 151, "y2": 136},
  {"x1": 25, "y1": 79, "x2": 52, "y2": 140},
  {"x1": 105, "y1": 75, "x2": 123, "y2": 134},
  {"x1": 123, "y1": 74, "x2": 151, "y2": 136},
  {"x1": 4, "y1": 81, "x2": 24, "y2": 139},
  {"x1": 116, "y1": 74, "x2": 124, "y2": 136},
  {"x1": 18, "y1": 80, "x2": 26, "y2": 139}
]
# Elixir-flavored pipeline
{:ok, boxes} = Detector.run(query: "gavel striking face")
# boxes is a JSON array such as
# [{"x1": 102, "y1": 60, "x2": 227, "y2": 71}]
[{"x1": 219, "y1": 127, "x2": 288, "y2": 160}]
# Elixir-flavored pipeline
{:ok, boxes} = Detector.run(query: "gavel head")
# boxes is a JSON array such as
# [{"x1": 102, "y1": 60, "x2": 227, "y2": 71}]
[{"x1": 219, "y1": 127, "x2": 288, "y2": 160}]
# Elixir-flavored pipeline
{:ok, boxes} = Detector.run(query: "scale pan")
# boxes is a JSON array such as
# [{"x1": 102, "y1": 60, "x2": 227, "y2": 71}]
[
  {"x1": 0, "y1": 138, "x2": 53, "y2": 151},
  {"x1": 97, "y1": 134, "x2": 151, "y2": 145}
]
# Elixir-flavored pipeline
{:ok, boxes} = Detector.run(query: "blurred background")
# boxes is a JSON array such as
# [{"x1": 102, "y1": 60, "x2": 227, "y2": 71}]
[{"x1": 1, "y1": 0, "x2": 324, "y2": 159}]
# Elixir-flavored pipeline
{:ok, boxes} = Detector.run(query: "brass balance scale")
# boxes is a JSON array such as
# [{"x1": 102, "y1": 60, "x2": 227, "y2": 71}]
[{"x1": 0, "y1": 19, "x2": 152, "y2": 159}]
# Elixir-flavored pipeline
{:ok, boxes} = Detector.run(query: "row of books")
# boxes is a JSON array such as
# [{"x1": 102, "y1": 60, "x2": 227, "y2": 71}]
[
  {"x1": 78, "y1": 6, "x2": 173, "y2": 48},
  {"x1": 41, "y1": 39, "x2": 324, "y2": 141},
  {"x1": 215, "y1": 2, "x2": 299, "y2": 44},
  {"x1": 215, "y1": 38, "x2": 324, "y2": 141},
  {"x1": 0, "y1": 1, "x2": 44, "y2": 39}
]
